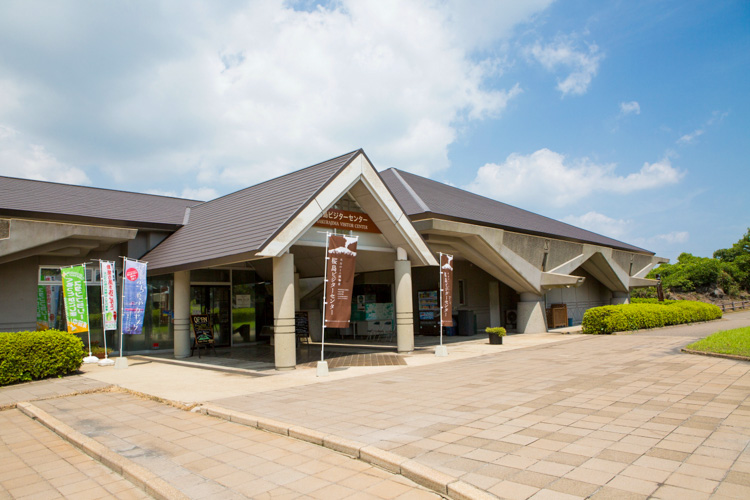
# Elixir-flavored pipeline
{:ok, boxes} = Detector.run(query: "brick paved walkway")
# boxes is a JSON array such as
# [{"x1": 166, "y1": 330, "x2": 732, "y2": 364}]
[
  {"x1": 213, "y1": 327, "x2": 750, "y2": 499},
  {"x1": 33, "y1": 392, "x2": 440, "y2": 499},
  {"x1": 0, "y1": 408, "x2": 150, "y2": 499}
]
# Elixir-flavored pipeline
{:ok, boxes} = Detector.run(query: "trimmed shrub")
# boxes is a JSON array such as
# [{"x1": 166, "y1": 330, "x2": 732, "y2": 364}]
[
  {"x1": 0, "y1": 330, "x2": 85, "y2": 386},
  {"x1": 582, "y1": 301, "x2": 722, "y2": 334}
]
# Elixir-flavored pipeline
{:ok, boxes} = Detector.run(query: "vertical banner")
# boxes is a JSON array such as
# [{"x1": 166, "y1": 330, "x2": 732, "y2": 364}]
[
  {"x1": 122, "y1": 259, "x2": 148, "y2": 335},
  {"x1": 36, "y1": 285, "x2": 49, "y2": 330},
  {"x1": 440, "y1": 254, "x2": 454, "y2": 326},
  {"x1": 61, "y1": 265, "x2": 90, "y2": 333},
  {"x1": 100, "y1": 261, "x2": 118, "y2": 330},
  {"x1": 324, "y1": 234, "x2": 358, "y2": 328}
]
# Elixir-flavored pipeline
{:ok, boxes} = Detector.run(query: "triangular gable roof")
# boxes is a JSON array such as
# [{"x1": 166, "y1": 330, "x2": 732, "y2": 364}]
[
  {"x1": 380, "y1": 168, "x2": 653, "y2": 255},
  {"x1": 143, "y1": 151, "x2": 360, "y2": 271},
  {"x1": 144, "y1": 150, "x2": 437, "y2": 272}
]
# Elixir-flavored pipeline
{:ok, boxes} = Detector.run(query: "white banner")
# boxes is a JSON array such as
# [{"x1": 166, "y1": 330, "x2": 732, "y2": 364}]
[{"x1": 100, "y1": 261, "x2": 118, "y2": 330}]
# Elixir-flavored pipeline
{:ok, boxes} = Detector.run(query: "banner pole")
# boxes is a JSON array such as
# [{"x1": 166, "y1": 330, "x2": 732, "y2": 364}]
[
  {"x1": 81, "y1": 263, "x2": 99, "y2": 364},
  {"x1": 115, "y1": 257, "x2": 128, "y2": 369},
  {"x1": 436, "y1": 253, "x2": 449, "y2": 357},
  {"x1": 98, "y1": 261, "x2": 114, "y2": 366},
  {"x1": 318, "y1": 232, "x2": 332, "y2": 376},
  {"x1": 439, "y1": 253, "x2": 443, "y2": 347}
]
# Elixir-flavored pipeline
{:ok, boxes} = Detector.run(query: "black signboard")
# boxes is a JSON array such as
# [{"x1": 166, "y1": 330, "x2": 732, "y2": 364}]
[
  {"x1": 191, "y1": 315, "x2": 214, "y2": 345},
  {"x1": 295, "y1": 311, "x2": 309, "y2": 336}
]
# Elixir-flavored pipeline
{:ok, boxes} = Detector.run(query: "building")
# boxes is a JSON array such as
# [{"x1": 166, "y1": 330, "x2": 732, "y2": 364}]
[{"x1": 0, "y1": 150, "x2": 666, "y2": 368}]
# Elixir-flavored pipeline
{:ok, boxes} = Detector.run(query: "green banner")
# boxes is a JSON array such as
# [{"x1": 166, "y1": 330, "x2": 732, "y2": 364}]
[
  {"x1": 36, "y1": 285, "x2": 49, "y2": 330},
  {"x1": 61, "y1": 265, "x2": 89, "y2": 333}
]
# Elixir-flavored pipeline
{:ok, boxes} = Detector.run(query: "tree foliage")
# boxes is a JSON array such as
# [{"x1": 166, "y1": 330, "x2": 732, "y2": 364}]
[{"x1": 646, "y1": 228, "x2": 750, "y2": 297}]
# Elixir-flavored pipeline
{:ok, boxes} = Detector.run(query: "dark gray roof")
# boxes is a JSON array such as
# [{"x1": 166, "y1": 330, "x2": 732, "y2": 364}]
[
  {"x1": 0, "y1": 176, "x2": 198, "y2": 229},
  {"x1": 381, "y1": 168, "x2": 653, "y2": 254},
  {"x1": 143, "y1": 150, "x2": 362, "y2": 271}
]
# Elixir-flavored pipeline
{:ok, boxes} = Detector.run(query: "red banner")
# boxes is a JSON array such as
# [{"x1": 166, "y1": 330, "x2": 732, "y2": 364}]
[
  {"x1": 440, "y1": 254, "x2": 454, "y2": 326},
  {"x1": 325, "y1": 234, "x2": 358, "y2": 328}
]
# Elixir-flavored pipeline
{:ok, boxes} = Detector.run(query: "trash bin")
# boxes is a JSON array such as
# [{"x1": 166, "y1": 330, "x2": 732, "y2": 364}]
[{"x1": 457, "y1": 310, "x2": 475, "y2": 336}]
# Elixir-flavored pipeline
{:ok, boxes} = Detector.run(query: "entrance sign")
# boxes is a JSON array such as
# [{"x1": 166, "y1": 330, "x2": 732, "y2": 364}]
[
  {"x1": 121, "y1": 259, "x2": 147, "y2": 335},
  {"x1": 313, "y1": 209, "x2": 381, "y2": 234},
  {"x1": 61, "y1": 265, "x2": 90, "y2": 333},
  {"x1": 324, "y1": 234, "x2": 359, "y2": 328},
  {"x1": 191, "y1": 315, "x2": 214, "y2": 345},
  {"x1": 440, "y1": 254, "x2": 454, "y2": 326},
  {"x1": 100, "y1": 261, "x2": 118, "y2": 330}
]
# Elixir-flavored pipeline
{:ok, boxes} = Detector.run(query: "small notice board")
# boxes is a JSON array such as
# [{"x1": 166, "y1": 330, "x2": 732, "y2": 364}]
[
  {"x1": 295, "y1": 311, "x2": 309, "y2": 336},
  {"x1": 190, "y1": 315, "x2": 216, "y2": 357}
]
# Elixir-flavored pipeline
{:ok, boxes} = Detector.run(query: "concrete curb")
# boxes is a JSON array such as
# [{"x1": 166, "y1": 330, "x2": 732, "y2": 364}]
[
  {"x1": 16, "y1": 401, "x2": 189, "y2": 500},
  {"x1": 128, "y1": 355, "x2": 270, "y2": 377},
  {"x1": 198, "y1": 403, "x2": 499, "y2": 500},
  {"x1": 681, "y1": 348, "x2": 750, "y2": 362}
]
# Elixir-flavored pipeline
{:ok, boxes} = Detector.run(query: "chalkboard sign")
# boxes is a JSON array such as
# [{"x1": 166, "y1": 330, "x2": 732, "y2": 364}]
[
  {"x1": 191, "y1": 315, "x2": 214, "y2": 345},
  {"x1": 295, "y1": 311, "x2": 309, "y2": 336}
]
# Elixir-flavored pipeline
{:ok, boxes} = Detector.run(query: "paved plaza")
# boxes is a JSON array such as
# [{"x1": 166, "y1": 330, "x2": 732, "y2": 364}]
[{"x1": 1, "y1": 311, "x2": 749, "y2": 499}]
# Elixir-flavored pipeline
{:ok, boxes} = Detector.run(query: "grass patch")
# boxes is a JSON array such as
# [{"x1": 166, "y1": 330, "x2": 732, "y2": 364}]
[{"x1": 685, "y1": 326, "x2": 750, "y2": 358}]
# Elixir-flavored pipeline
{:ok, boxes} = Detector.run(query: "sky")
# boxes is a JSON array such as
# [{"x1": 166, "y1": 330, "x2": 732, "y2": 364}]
[{"x1": 0, "y1": 0, "x2": 747, "y2": 262}]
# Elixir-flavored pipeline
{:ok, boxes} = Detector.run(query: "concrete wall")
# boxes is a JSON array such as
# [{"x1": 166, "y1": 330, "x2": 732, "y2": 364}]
[{"x1": 543, "y1": 268, "x2": 612, "y2": 325}]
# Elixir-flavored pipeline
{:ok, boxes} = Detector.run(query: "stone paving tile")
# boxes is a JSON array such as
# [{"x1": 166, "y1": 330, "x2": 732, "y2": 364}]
[
  {"x1": 0, "y1": 374, "x2": 109, "y2": 408},
  {"x1": 34, "y1": 392, "x2": 441, "y2": 499},
  {"x1": 213, "y1": 328, "x2": 750, "y2": 499},
  {"x1": 0, "y1": 408, "x2": 150, "y2": 500}
]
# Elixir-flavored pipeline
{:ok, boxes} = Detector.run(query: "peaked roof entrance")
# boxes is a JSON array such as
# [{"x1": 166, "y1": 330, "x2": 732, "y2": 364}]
[{"x1": 143, "y1": 150, "x2": 437, "y2": 274}]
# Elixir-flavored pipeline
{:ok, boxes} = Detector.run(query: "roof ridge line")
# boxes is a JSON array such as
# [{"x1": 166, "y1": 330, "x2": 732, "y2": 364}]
[{"x1": 390, "y1": 169, "x2": 430, "y2": 213}]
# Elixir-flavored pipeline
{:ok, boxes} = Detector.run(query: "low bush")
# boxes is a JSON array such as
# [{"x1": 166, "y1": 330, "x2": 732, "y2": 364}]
[
  {"x1": 485, "y1": 327, "x2": 507, "y2": 336},
  {"x1": 582, "y1": 301, "x2": 722, "y2": 334},
  {"x1": 0, "y1": 330, "x2": 85, "y2": 386}
]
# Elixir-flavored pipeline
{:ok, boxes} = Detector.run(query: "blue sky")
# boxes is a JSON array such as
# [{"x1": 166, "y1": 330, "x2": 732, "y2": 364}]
[{"x1": 0, "y1": 0, "x2": 747, "y2": 262}]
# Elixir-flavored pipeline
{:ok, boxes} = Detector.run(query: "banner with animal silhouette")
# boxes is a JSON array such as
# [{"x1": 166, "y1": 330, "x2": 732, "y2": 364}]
[
  {"x1": 440, "y1": 254, "x2": 454, "y2": 326},
  {"x1": 324, "y1": 234, "x2": 358, "y2": 328}
]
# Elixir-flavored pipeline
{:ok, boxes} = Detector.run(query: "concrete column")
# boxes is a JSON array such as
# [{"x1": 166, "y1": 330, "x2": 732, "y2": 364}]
[
  {"x1": 394, "y1": 259, "x2": 414, "y2": 353},
  {"x1": 273, "y1": 253, "x2": 296, "y2": 370},
  {"x1": 489, "y1": 281, "x2": 501, "y2": 328},
  {"x1": 611, "y1": 291, "x2": 630, "y2": 305},
  {"x1": 516, "y1": 292, "x2": 547, "y2": 334},
  {"x1": 173, "y1": 270, "x2": 191, "y2": 359}
]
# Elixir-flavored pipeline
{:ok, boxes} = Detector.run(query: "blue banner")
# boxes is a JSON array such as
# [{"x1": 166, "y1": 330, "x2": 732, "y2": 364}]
[{"x1": 121, "y1": 259, "x2": 147, "y2": 335}]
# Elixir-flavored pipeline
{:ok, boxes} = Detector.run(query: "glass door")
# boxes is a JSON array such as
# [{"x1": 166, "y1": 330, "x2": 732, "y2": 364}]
[{"x1": 190, "y1": 285, "x2": 231, "y2": 347}]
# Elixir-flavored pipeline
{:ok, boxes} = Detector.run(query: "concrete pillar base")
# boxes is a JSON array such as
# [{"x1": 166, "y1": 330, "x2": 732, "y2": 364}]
[
  {"x1": 316, "y1": 361, "x2": 329, "y2": 377},
  {"x1": 274, "y1": 253, "x2": 297, "y2": 371},
  {"x1": 611, "y1": 292, "x2": 630, "y2": 305},
  {"x1": 173, "y1": 270, "x2": 191, "y2": 359},
  {"x1": 435, "y1": 345, "x2": 448, "y2": 357},
  {"x1": 395, "y1": 259, "x2": 415, "y2": 354},
  {"x1": 517, "y1": 293, "x2": 547, "y2": 333},
  {"x1": 114, "y1": 357, "x2": 129, "y2": 370}
]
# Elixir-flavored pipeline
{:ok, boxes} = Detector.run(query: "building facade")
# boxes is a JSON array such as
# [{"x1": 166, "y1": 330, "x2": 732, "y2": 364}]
[{"x1": 0, "y1": 150, "x2": 666, "y2": 368}]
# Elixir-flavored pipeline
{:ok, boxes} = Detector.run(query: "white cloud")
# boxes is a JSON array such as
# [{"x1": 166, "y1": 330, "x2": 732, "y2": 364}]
[
  {"x1": 678, "y1": 129, "x2": 704, "y2": 144},
  {"x1": 0, "y1": 0, "x2": 551, "y2": 189},
  {"x1": 563, "y1": 212, "x2": 631, "y2": 240},
  {"x1": 528, "y1": 35, "x2": 603, "y2": 96},
  {"x1": 145, "y1": 186, "x2": 217, "y2": 201},
  {"x1": 651, "y1": 231, "x2": 689, "y2": 244},
  {"x1": 677, "y1": 110, "x2": 728, "y2": 144},
  {"x1": 466, "y1": 148, "x2": 684, "y2": 208},
  {"x1": 0, "y1": 125, "x2": 90, "y2": 184},
  {"x1": 619, "y1": 101, "x2": 640, "y2": 115}
]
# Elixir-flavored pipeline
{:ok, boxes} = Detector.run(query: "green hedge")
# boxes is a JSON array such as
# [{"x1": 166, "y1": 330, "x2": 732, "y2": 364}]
[
  {"x1": 582, "y1": 301, "x2": 722, "y2": 334},
  {"x1": 0, "y1": 330, "x2": 85, "y2": 386}
]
